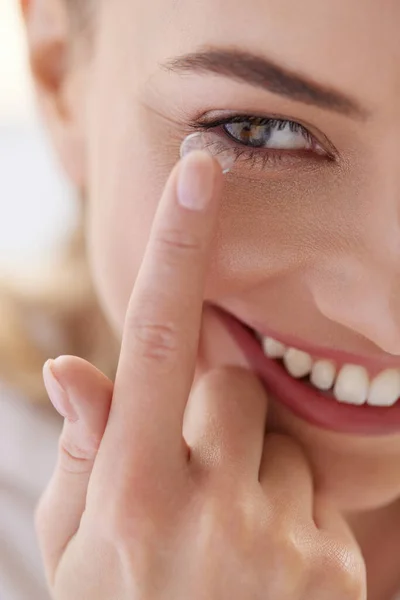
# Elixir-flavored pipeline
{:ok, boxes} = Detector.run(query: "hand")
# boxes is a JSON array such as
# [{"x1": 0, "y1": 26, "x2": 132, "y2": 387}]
[{"x1": 38, "y1": 150, "x2": 366, "y2": 599}]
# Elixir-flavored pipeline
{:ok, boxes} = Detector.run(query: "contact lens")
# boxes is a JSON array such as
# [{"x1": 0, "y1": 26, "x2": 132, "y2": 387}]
[{"x1": 180, "y1": 131, "x2": 236, "y2": 174}]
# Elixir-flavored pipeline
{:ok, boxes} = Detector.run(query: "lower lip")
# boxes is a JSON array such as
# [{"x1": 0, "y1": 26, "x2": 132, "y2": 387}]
[{"x1": 218, "y1": 309, "x2": 400, "y2": 436}]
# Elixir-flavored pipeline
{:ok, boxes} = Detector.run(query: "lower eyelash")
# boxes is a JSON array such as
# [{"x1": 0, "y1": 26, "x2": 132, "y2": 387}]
[{"x1": 198, "y1": 130, "x2": 317, "y2": 172}]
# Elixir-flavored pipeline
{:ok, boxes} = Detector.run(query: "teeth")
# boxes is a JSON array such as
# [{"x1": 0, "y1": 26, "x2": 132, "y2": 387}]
[
  {"x1": 283, "y1": 348, "x2": 313, "y2": 378},
  {"x1": 262, "y1": 337, "x2": 286, "y2": 358},
  {"x1": 367, "y1": 369, "x2": 400, "y2": 407},
  {"x1": 333, "y1": 365, "x2": 369, "y2": 405},
  {"x1": 260, "y1": 335, "x2": 400, "y2": 407},
  {"x1": 310, "y1": 360, "x2": 336, "y2": 391}
]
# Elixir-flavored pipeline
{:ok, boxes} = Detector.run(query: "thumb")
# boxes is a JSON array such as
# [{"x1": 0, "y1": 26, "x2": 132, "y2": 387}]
[{"x1": 36, "y1": 356, "x2": 113, "y2": 585}]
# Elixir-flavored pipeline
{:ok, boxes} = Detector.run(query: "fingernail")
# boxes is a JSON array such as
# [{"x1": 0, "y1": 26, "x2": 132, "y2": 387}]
[
  {"x1": 177, "y1": 150, "x2": 215, "y2": 211},
  {"x1": 43, "y1": 360, "x2": 79, "y2": 422}
]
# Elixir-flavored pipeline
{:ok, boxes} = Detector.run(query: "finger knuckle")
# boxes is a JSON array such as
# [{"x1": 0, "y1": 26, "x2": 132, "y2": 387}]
[
  {"x1": 155, "y1": 227, "x2": 203, "y2": 260},
  {"x1": 255, "y1": 528, "x2": 308, "y2": 597},
  {"x1": 272, "y1": 531, "x2": 308, "y2": 581},
  {"x1": 102, "y1": 499, "x2": 158, "y2": 548},
  {"x1": 129, "y1": 318, "x2": 179, "y2": 363},
  {"x1": 331, "y1": 547, "x2": 366, "y2": 598},
  {"x1": 102, "y1": 505, "x2": 132, "y2": 541},
  {"x1": 318, "y1": 539, "x2": 366, "y2": 599},
  {"x1": 342, "y1": 571, "x2": 366, "y2": 600},
  {"x1": 97, "y1": 471, "x2": 170, "y2": 542},
  {"x1": 58, "y1": 435, "x2": 96, "y2": 475}
]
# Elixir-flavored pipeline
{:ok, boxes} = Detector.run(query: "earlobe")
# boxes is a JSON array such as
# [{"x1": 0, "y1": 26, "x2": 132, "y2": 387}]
[
  {"x1": 22, "y1": 0, "x2": 87, "y2": 189},
  {"x1": 19, "y1": 0, "x2": 30, "y2": 18},
  {"x1": 21, "y1": 0, "x2": 68, "y2": 99}
]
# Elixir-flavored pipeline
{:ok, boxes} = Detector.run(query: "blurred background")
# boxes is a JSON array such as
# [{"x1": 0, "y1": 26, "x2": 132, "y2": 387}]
[
  {"x1": 0, "y1": 3, "x2": 80, "y2": 599},
  {"x1": 0, "y1": 0, "x2": 78, "y2": 278}
]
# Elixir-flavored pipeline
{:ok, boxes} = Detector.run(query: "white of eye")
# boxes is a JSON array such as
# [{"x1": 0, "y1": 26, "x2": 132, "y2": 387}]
[{"x1": 265, "y1": 122, "x2": 312, "y2": 150}]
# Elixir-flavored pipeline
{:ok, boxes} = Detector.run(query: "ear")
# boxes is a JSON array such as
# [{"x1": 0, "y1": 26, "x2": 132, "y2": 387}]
[{"x1": 20, "y1": 0, "x2": 87, "y2": 188}]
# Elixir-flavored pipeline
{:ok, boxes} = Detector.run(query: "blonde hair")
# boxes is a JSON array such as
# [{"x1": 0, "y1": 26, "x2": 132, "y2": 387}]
[{"x1": 0, "y1": 209, "x2": 118, "y2": 405}]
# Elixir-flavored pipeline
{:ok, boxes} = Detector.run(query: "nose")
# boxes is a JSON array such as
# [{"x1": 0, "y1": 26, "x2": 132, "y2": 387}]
[
  {"x1": 310, "y1": 137, "x2": 400, "y2": 355},
  {"x1": 309, "y1": 256, "x2": 400, "y2": 356}
]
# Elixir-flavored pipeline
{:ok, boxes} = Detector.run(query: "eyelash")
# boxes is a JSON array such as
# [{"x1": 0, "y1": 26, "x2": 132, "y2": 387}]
[{"x1": 190, "y1": 114, "x2": 332, "y2": 171}]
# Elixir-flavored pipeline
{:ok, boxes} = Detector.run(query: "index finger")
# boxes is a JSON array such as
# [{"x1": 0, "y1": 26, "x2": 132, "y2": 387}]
[{"x1": 98, "y1": 150, "x2": 225, "y2": 475}]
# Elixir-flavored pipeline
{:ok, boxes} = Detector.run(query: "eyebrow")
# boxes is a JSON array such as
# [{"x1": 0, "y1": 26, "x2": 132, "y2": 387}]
[{"x1": 162, "y1": 47, "x2": 368, "y2": 119}]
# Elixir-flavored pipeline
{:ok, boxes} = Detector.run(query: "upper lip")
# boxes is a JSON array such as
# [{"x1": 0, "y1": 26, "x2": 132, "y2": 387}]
[{"x1": 246, "y1": 321, "x2": 400, "y2": 377}]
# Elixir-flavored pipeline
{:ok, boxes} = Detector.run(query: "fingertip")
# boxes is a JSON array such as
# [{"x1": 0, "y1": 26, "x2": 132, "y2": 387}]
[
  {"x1": 46, "y1": 356, "x2": 113, "y2": 404},
  {"x1": 177, "y1": 150, "x2": 217, "y2": 211},
  {"x1": 47, "y1": 356, "x2": 84, "y2": 393},
  {"x1": 51, "y1": 354, "x2": 79, "y2": 370},
  {"x1": 43, "y1": 358, "x2": 78, "y2": 422}
]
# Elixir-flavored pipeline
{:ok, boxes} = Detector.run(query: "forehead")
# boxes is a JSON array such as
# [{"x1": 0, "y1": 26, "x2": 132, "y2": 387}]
[{"x1": 106, "y1": 0, "x2": 400, "y2": 110}]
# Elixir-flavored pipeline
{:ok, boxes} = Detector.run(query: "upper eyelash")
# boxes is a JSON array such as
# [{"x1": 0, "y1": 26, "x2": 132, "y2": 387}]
[{"x1": 197, "y1": 114, "x2": 313, "y2": 141}]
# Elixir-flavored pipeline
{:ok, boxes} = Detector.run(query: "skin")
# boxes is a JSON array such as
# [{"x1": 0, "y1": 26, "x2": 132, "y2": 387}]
[
  {"x1": 22, "y1": 0, "x2": 400, "y2": 597},
  {"x1": 38, "y1": 154, "x2": 366, "y2": 600}
]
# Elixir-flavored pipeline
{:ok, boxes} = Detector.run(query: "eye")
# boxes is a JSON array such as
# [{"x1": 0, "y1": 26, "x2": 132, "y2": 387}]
[
  {"x1": 222, "y1": 116, "x2": 325, "y2": 154},
  {"x1": 190, "y1": 112, "x2": 333, "y2": 173}
]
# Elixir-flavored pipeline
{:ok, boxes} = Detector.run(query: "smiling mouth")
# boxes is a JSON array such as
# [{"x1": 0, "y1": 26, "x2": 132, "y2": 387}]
[
  {"x1": 216, "y1": 307, "x2": 400, "y2": 435},
  {"x1": 259, "y1": 334, "x2": 400, "y2": 408}
]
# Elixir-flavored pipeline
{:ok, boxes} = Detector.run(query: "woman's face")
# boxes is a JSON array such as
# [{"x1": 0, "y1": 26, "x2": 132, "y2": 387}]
[{"x1": 40, "y1": 0, "x2": 400, "y2": 510}]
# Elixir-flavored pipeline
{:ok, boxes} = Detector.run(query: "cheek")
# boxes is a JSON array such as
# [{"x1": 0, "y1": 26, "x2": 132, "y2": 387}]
[
  {"x1": 85, "y1": 106, "x2": 172, "y2": 334},
  {"x1": 85, "y1": 153, "x2": 347, "y2": 344},
  {"x1": 82, "y1": 45, "x2": 376, "y2": 344},
  {"x1": 83, "y1": 95, "x2": 364, "y2": 342},
  {"x1": 202, "y1": 165, "x2": 364, "y2": 314}
]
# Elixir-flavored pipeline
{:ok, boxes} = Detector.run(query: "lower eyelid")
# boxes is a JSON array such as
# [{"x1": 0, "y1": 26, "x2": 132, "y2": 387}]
[{"x1": 206, "y1": 126, "x2": 331, "y2": 173}]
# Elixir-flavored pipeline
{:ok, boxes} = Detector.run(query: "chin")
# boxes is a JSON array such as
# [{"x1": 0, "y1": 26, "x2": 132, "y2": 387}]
[{"x1": 269, "y1": 401, "x2": 400, "y2": 511}]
